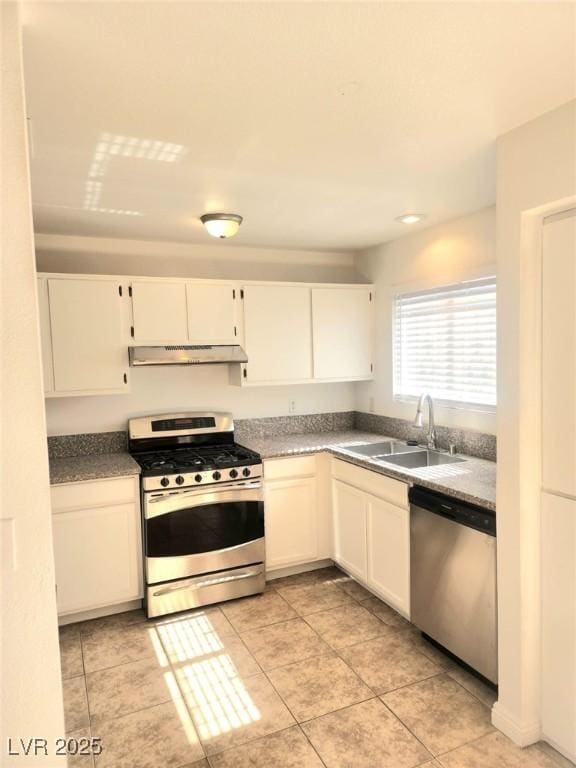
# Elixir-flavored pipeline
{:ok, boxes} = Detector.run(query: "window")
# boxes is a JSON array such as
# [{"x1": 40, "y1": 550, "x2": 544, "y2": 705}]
[{"x1": 393, "y1": 276, "x2": 496, "y2": 410}]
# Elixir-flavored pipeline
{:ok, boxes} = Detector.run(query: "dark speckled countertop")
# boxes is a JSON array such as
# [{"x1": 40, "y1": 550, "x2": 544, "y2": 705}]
[
  {"x1": 49, "y1": 453, "x2": 140, "y2": 485},
  {"x1": 240, "y1": 431, "x2": 496, "y2": 511}
]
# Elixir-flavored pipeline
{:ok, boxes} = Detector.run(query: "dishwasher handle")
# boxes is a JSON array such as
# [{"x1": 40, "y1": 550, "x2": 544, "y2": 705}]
[{"x1": 409, "y1": 486, "x2": 496, "y2": 536}]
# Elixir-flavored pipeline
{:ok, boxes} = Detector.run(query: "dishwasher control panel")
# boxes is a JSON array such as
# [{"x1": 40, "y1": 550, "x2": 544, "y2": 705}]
[{"x1": 409, "y1": 486, "x2": 496, "y2": 536}]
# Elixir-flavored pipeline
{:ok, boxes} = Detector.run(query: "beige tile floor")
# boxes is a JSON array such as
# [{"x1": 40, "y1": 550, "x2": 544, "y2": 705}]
[{"x1": 59, "y1": 566, "x2": 574, "y2": 768}]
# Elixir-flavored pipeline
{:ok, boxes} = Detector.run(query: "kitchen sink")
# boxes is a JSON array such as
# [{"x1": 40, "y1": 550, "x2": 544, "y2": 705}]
[
  {"x1": 381, "y1": 450, "x2": 465, "y2": 469},
  {"x1": 345, "y1": 440, "x2": 421, "y2": 458}
]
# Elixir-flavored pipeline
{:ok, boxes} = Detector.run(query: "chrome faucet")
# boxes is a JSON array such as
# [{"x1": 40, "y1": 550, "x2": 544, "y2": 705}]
[{"x1": 414, "y1": 393, "x2": 437, "y2": 449}]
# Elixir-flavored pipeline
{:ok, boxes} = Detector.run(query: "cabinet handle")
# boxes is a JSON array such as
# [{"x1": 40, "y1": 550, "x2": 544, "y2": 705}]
[
  {"x1": 130, "y1": 326, "x2": 134, "y2": 338},
  {"x1": 123, "y1": 373, "x2": 128, "y2": 384},
  {"x1": 243, "y1": 368, "x2": 247, "y2": 379}
]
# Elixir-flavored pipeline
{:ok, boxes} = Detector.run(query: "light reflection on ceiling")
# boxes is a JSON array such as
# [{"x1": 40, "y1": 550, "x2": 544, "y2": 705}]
[{"x1": 83, "y1": 132, "x2": 187, "y2": 216}]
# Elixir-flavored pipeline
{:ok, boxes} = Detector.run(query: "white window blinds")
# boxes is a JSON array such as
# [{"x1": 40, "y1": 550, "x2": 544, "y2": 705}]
[{"x1": 393, "y1": 276, "x2": 497, "y2": 410}]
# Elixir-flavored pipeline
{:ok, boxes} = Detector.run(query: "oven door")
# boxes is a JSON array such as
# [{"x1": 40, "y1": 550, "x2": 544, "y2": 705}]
[{"x1": 143, "y1": 480, "x2": 264, "y2": 584}]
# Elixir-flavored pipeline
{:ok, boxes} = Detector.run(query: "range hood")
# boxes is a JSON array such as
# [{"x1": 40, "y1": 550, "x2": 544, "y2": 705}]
[{"x1": 129, "y1": 345, "x2": 248, "y2": 367}]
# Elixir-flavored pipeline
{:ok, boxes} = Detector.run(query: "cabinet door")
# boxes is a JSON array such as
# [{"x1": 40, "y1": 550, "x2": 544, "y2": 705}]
[
  {"x1": 332, "y1": 479, "x2": 367, "y2": 581},
  {"x1": 541, "y1": 491, "x2": 576, "y2": 756},
  {"x1": 48, "y1": 278, "x2": 128, "y2": 393},
  {"x1": 366, "y1": 493, "x2": 410, "y2": 616},
  {"x1": 542, "y1": 212, "x2": 576, "y2": 497},
  {"x1": 243, "y1": 285, "x2": 312, "y2": 383},
  {"x1": 312, "y1": 288, "x2": 373, "y2": 379},
  {"x1": 186, "y1": 283, "x2": 237, "y2": 343},
  {"x1": 131, "y1": 281, "x2": 188, "y2": 343},
  {"x1": 52, "y1": 500, "x2": 142, "y2": 615},
  {"x1": 37, "y1": 278, "x2": 54, "y2": 393},
  {"x1": 265, "y1": 477, "x2": 317, "y2": 569}
]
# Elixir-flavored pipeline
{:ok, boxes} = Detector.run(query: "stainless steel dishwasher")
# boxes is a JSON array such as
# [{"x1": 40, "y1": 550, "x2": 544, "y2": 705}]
[{"x1": 410, "y1": 486, "x2": 498, "y2": 684}]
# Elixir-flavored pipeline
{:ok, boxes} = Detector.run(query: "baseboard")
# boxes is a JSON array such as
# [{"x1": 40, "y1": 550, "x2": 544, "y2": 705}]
[
  {"x1": 266, "y1": 559, "x2": 334, "y2": 581},
  {"x1": 491, "y1": 702, "x2": 541, "y2": 746},
  {"x1": 58, "y1": 599, "x2": 143, "y2": 626}
]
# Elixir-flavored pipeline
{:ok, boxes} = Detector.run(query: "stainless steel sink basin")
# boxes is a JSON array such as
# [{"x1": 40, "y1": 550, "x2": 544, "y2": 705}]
[
  {"x1": 381, "y1": 450, "x2": 465, "y2": 469},
  {"x1": 345, "y1": 441, "x2": 420, "y2": 458}
]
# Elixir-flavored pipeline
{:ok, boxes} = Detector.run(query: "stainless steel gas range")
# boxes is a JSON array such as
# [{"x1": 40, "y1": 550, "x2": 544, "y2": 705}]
[{"x1": 128, "y1": 412, "x2": 265, "y2": 618}]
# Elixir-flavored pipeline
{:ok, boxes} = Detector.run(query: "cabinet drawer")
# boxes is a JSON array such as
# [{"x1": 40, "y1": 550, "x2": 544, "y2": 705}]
[
  {"x1": 51, "y1": 476, "x2": 139, "y2": 512},
  {"x1": 264, "y1": 455, "x2": 316, "y2": 480},
  {"x1": 332, "y1": 458, "x2": 408, "y2": 509}
]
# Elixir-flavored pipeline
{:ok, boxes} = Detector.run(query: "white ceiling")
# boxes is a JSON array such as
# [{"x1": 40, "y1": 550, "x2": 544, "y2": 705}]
[{"x1": 22, "y1": 1, "x2": 575, "y2": 251}]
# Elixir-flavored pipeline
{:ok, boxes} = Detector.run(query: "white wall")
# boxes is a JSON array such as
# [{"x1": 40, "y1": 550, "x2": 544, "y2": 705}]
[
  {"x1": 45, "y1": 366, "x2": 356, "y2": 435},
  {"x1": 355, "y1": 207, "x2": 497, "y2": 434},
  {"x1": 35, "y1": 233, "x2": 361, "y2": 283},
  {"x1": 0, "y1": 3, "x2": 66, "y2": 763},
  {"x1": 493, "y1": 100, "x2": 576, "y2": 746},
  {"x1": 38, "y1": 235, "x2": 361, "y2": 435}
]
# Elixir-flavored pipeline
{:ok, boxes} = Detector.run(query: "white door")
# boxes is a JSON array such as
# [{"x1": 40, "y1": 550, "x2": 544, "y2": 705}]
[
  {"x1": 265, "y1": 477, "x2": 317, "y2": 569},
  {"x1": 312, "y1": 288, "x2": 373, "y2": 379},
  {"x1": 542, "y1": 210, "x2": 576, "y2": 497},
  {"x1": 48, "y1": 278, "x2": 128, "y2": 393},
  {"x1": 541, "y1": 491, "x2": 576, "y2": 758},
  {"x1": 332, "y1": 479, "x2": 367, "y2": 581},
  {"x1": 242, "y1": 285, "x2": 312, "y2": 383},
  {"x1": 131, "y1": 280, "x2": 188, "y2": 343},
  {"x1": 52, "y1": 501, "x2": 142, "y2": 614},
  {"x1": 186, "y1": 283, "x2": 237, "y2": 343},
  {"x1": 366, "y1": 493, "x2": 410, "y2": 616}
]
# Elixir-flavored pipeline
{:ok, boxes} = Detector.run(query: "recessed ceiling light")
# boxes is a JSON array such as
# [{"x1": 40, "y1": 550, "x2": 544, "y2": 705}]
[
  {"x1": 396, "y1": 213, "x2": 426, "y2": 225},
  {"x1": 200, "y1": 213, "x2": 243, "y2": 239}
]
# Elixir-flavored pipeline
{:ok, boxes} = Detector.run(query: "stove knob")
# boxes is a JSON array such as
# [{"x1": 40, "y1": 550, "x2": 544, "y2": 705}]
[
  {"x1": 160, "y1": 477, "x2": 170, "y2": 487},
  {"x1": 194, "y1": 474, "x2": 203, "y2": 483},
  {"x1": 175, "y1": 475, "x2": 185, "y2": 485},
  {"x1": 242, "y1": 467, "x2": 251, "y2": 477},
  {"x1": 229, "y1": 468, "x2": 239, "y2": 479},
  {"x1": 212, "y1": 471, "x2": 221, "y2": 481}
]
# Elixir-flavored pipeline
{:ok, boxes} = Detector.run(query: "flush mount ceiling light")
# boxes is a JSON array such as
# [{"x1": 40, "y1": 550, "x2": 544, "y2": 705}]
[
  {"x1": 396, "y1": 213, "x2": 426, "y2": 225},
  {"x1": 200, "y1": 213, "x2": 243, "y2": 239}
]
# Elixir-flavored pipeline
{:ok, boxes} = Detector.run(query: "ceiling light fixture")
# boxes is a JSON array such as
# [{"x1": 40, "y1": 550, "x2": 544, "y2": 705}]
[
  {"x1": 200, "y1": 213, "x2": 243, "y2": 239},
  {"x1": 396, "y1": 213, "x2": 426, "y2": 225}
]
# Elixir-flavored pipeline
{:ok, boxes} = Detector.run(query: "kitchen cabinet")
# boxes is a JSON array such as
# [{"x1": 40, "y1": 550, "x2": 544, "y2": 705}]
[
  {"x1": 331, "y1": 458, "x2": 410, "y2": 615},
  {"x1": 366, "y1": 493, "x2": 410, "y2": 613},
  {"x1": 264, "y1": 456, "x2": 322, "y2": 571},
  {"x1": 130, "y1": 280, "x2": 189, "y2": 343},
  {"x1": 186, "y1": 282, "x2": 237, "y2": 343},
  {"x1": 51, "y1": 477, "x2": 142, "y2": 616},
  {"x1": 37, "y1": 277, "x2": 54, "y2": 393},
  {"x1": 242, "y1": 285, "x2": 312, "y2": 383},
  {"x1": 332, "y1": 478, "x2": 368, "y2": 581},
  {"x1": 45, "y1": 277, "x2": 129, "y2": 395},
  {"x1": 542, "y1": 212, "x2": 576, "y2": 497},
  {"x1": 312, "y1": 288, "x2": 373, "y2": 380}
]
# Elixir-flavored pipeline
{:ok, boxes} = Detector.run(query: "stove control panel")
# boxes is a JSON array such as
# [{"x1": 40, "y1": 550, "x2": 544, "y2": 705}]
[{"x1": 142, "y1": 463, "x2": 263, "y2": 491}]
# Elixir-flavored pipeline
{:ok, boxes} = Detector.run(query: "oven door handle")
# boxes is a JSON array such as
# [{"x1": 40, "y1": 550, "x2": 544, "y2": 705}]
[
  {"x1": 145, "y1": 486, "x2": 262, "y2": 519},
  {"x1": 151, "y1": 565, "x2": 264, "y2": 597}
]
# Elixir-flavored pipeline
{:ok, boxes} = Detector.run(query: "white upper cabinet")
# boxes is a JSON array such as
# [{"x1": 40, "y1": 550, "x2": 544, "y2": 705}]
[
  {"x1": 47, "y1": 278, "x2": 128, "y2": 394},
  {"x1": 312, "y1": 287, "x2": 373, "y2": 380},
  {"x1": 242, "y1": 285, "x2": 313, "y2": 383},
  {"x1": 186, "y1": 283, "x2": 237, "y2": 343},
  {"x1": 37, "y1": 278, "x2": 54, "y2": 393},
  {"x1": 131, "y1": 280, "x2": 189, "y2": 343},
  {"x1": 542, "y1": 212, "x2": 576, "y2": 497}
]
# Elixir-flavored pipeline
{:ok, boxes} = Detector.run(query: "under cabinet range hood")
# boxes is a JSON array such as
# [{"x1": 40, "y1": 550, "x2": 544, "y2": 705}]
[{"x1": 129, "y1": 345, "x2": 248, "y2": 367}]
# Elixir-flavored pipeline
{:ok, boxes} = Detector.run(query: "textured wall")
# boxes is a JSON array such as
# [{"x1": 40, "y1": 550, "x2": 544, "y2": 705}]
[{"x1": 0, "y1": 3, "x2": 66, "y2": 763}]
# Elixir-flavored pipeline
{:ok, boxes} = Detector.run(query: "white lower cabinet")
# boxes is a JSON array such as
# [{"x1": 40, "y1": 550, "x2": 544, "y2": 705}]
[
  {"x1": 331, "y1": 458, "x2": 410, "y2": 616},
  {"x1": 366, "y1": 494, "x2": 410, "y2": 614},
  {"x1": 264, "y1": 455, "x2": 330, "y2": 571},
  {"x1": 332, "y1": 479, "x2": 368, "y2": 581},
  {"x1": 51, "y1": 476, "x2": 143, "y2": 616}
]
